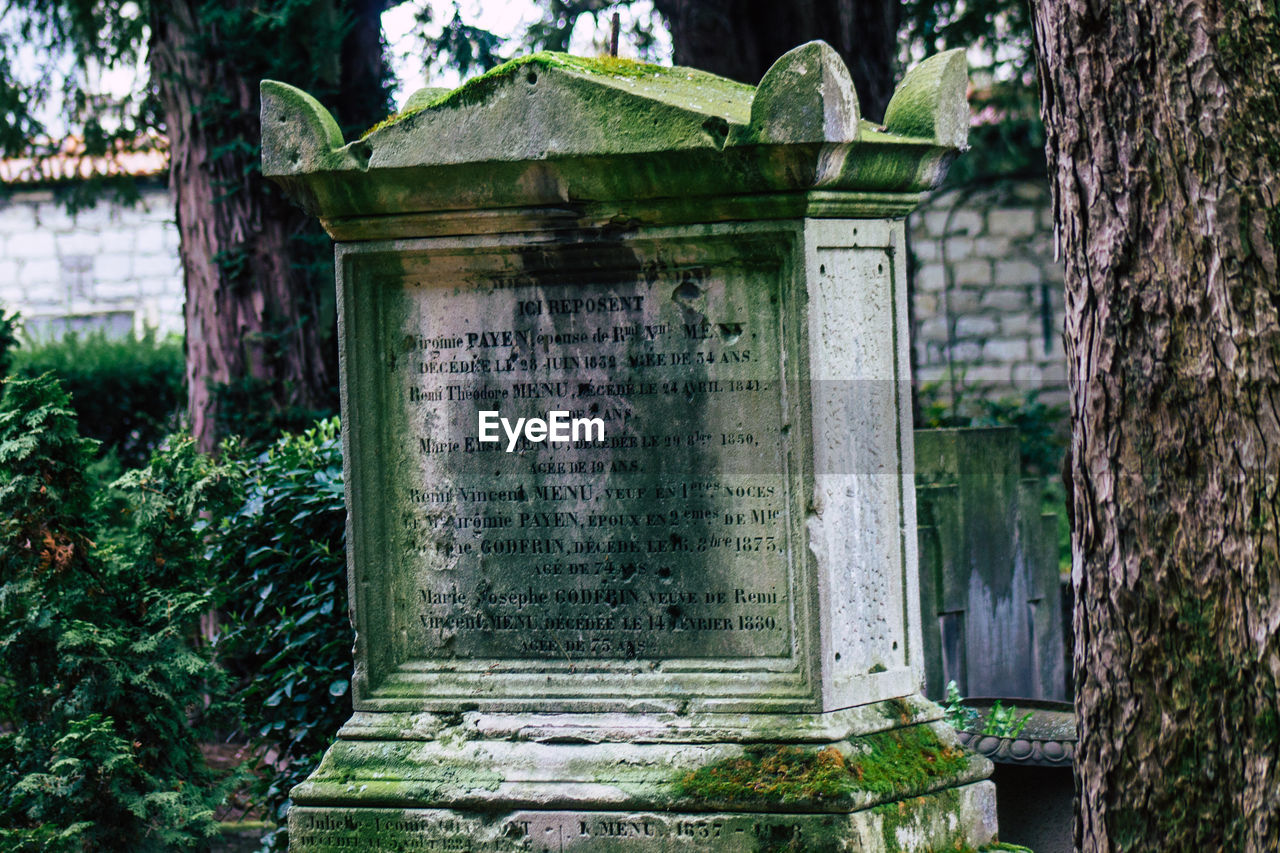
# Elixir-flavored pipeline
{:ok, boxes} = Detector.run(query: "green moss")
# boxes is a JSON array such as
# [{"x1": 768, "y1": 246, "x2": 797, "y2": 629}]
[
  {"x1": 551, "y1": 53, "x2": 689, "y2": 81},
  {"x1": 671, "y1": 725, "x2": 971, "y2": 809},
  {"x1": 361, "y1": 51, "x2": 755, "y2": 138},
  {"x1": 880, "y1": 696, "x2": 916, "y2": 725},
  {"x1": 673, "y1": 745, "x2": 854, "y2": 806},
  {"x1": 852, "y1": 726, "x2": 971, "y2": 798}
]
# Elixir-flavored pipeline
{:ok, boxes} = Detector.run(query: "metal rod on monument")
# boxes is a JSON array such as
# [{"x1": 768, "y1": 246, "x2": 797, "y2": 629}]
[{"x1": 609, "y1": 12, "x2": 620, "y2": 57}]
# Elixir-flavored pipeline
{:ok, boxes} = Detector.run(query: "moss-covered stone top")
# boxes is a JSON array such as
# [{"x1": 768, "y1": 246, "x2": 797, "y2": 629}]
[
  {"x1": 260, "y1": 41, "x2": 970, "y2": 233},
  {"x1": 367, "y1": 52, "x2": 756, "y2": 137}
]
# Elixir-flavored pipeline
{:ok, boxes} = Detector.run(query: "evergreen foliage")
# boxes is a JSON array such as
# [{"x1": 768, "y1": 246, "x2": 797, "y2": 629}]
[{"x1": 0, "y1": 374, "x2": 240, "y2": 851}]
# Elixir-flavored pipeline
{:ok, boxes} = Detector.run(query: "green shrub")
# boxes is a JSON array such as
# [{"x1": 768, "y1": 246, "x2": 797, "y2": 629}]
[
  {"x1": 10, "y1": 329, "x2": 184, "y2": 469},
  {"x1": 217, "y1": 417, "x2": 347, "y2": 851},
  {"x1": 0, "y1": 374, "x2": 240, "y2": 851},
  {"x1": 212, "y1": 370, "x2": 338, "y2": 453}
]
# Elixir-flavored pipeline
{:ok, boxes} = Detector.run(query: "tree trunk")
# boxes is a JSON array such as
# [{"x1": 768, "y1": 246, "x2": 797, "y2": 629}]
[
  {"x1": 148, "y1": 0, "x2": 390, "y2": 451},
  {"x1": 1031, "y1": 2, "x2": 1280, "y2": 850},
  {"x1": 652, "y1": 0, "x2": 900, "y2": 120}
]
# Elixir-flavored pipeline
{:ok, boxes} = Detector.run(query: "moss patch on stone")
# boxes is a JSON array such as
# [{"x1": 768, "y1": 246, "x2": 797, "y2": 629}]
[
  {"x1": 872, "y1": 790, "x2": 1021, "y2": 853},
  {"x1": 851, "y1": 726, "x2": 971, "y2": 798},
  {"x1": 361, "y1": 51, "x2": 755, "y2": 138},
  {"x1": 673, "y1": 745, "x2": 854, "y2": 806},
  {"x1": 671, "y1": 725, "x2": 970, "y2": 809},
  {"x1": 880, "y1": 696, "x2": 916, "y2": 725}
]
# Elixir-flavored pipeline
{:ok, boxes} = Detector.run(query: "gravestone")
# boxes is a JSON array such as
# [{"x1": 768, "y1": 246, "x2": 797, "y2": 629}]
[
  {"x1": 262, "y1": 42, "x2": 998, "y2": 852},
  {"x1": 915, "y1": 427, "x2": 1067, "y2": 701}
]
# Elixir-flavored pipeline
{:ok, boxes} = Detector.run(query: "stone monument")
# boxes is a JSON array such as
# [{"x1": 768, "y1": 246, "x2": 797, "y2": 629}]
[{"x1": 263, "y1": 41, "x2": 998, "y2": 851}]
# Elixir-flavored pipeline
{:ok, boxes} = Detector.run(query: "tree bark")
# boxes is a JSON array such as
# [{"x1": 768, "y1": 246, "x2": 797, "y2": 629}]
[
  {"x1": 1031, "y1": 1, "x2": 1280, "y2": 850},
  {"x1": 652, "y1": 0, "x2": 900, "y2": 120},
  {"x1": 148, "y1": 0, "x2": 390, "y2": 451}
]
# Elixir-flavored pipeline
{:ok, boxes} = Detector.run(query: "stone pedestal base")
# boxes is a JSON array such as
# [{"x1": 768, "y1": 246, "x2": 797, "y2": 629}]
[
  {"x1": 291, "y1": 783, "x2": 996, "y2": 852},
  {"x1": 288, "y1": 699, "x2": 997, "y2": 852}
]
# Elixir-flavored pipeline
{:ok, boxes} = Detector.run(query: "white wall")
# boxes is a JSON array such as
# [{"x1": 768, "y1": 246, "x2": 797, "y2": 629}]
[{"x1": 0, "y1": 184, "x2": 184, "y2": 339}]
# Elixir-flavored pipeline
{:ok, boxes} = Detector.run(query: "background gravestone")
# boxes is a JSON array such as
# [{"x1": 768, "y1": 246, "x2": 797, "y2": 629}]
[
  {"x1": 263, "y1": 42, "x2": 999, "y2": 852},
  {"x1": 915, "y1": 427, "x2": 1066, "y2": 701}
]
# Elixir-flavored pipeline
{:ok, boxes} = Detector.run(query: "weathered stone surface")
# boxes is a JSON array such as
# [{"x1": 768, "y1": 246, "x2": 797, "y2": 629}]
[
  {"x1": 882, "y1": 49, "x2": 970, "y2": 149},
  {"x1": 735, "y1": 41, "x2": 858, "y2": 145},
  {"x1": 915, "y1": 427, "x2": 1066, "y2": 701},
  {"x1": 290, "y1": 779, "x2": 996, "y2": 852},
  {"x1": 334, "y1": 218, "x2": 919, "y2": 715},
  {"x1": 260, "y1": 45, "x2": 969, "y2": 237},
  {"x1": 263, "y1": 42, "x2": 993, "y2": 852}
]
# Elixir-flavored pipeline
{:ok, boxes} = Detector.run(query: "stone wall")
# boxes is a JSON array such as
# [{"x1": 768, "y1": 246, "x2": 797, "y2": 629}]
[
  {"x1": 0, "y1": 184, "x2": 183, "y2": 338},
  {"x1": 909, "y1": 179, "x2": 1067, "y2": 407}
]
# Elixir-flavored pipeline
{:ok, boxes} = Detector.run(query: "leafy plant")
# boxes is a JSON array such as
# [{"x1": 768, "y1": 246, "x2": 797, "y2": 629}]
[
  {"x1": 941, "y1": 683, "x2": 1032, "y2": 739},
  {"x1": 0, "y1": 374, "x2": 239, "y2": 851},
  {"x1": 217, "y1": 417, "x2": 347, "y2": 851},
  {"x1": 943, "y1": 680, "x2": 980, "y2": 730},
  {"x1": 980, "y1": 700, "x2": 1034, "y2": 740}
]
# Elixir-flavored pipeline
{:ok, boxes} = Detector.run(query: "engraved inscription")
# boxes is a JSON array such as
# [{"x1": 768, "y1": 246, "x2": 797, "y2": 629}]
[
  {"x1": 387, "y1": 267, "x2": 792, "y2": 661},
  {"x1": 290, "y1": 808, "x2": 829, "y2": 852}
]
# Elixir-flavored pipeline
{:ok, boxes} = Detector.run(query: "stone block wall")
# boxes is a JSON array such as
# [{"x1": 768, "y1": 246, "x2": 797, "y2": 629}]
[
  {"x1": 0, "y1": 185, "x2": 183, "y2": 338},
  {"x1": 909, "y1": 179, "x2": 1067, "y2": 408}
]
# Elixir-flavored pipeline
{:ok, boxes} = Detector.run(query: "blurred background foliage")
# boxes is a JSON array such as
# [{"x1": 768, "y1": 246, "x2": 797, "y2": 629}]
[
  {"x1": 410, "y1": 0, "x2": 1044, "y2": 185},
  {"x1": 7, "y1": 326, "x2": 184, "y2": 470}
]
